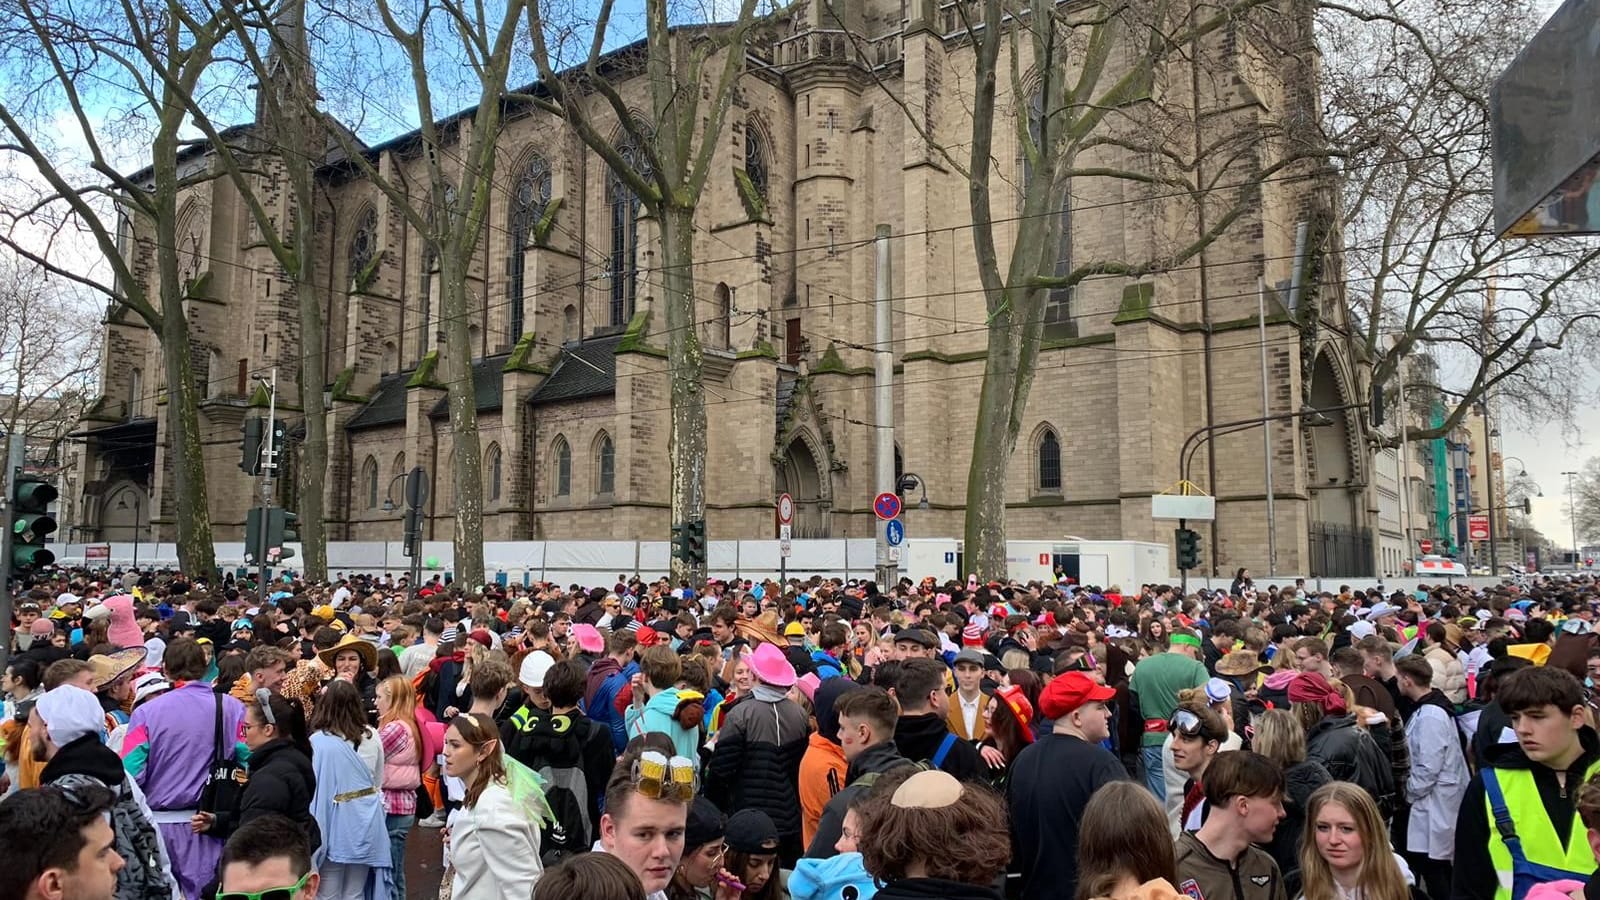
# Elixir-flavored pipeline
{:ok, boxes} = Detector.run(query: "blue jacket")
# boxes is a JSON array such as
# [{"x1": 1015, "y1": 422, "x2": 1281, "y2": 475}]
[
  {"x1": 810, "y1": 650, "x2": 843, "y2": 680},
  {"x1": 590, "y1": 661, "x2": 637, "y2": 754},
  {"x1": 624, "y1": 687, "x2": 701, "y2": 768},
  {"x1": 789, "y1": 852, "x2": 877, "y2": 900}
]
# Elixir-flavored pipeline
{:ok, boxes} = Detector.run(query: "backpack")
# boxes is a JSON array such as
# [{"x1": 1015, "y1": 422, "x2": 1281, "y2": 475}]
[
  {"x1": 850, "y1": 735, "x2": 959, "y2": 791},
  {"x1": 518, "y1": 713, "x2": 601, "y2": 867}
]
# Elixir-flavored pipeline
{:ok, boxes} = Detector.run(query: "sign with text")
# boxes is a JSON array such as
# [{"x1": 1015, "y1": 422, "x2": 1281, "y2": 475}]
[{"x1": 1468, "y1": 515, "x2": 1491, "y2": 542}]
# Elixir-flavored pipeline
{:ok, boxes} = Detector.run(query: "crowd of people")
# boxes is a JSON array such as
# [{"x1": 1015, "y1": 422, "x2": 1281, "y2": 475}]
[{"x1": 5, "y1": 565, "x2": 1600, "y2": 900}]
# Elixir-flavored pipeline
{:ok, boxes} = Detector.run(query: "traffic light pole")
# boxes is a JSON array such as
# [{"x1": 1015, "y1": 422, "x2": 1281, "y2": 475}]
[
  {"x1": 0, "y1": 434, "x2": 23, "y2": 672},
  {"x1": 257, "y1": 368, "x2": 278, "y2": 597}
]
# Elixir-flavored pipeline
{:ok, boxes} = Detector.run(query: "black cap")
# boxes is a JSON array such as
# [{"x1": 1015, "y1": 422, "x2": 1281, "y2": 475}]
[
  {"x1": 893, "y1": 627, "x2": 938, "y2": 649},
  {"x1": 685, "y1": 797, "x2": 725, "y2": 852},
  {"x1": 725, "y1": 809, "x2": 779, "y2": 853}
]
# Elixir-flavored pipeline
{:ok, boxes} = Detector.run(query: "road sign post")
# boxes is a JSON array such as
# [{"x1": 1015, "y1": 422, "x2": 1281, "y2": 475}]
[
  {"x1": 777, "y1": 493, "x2": 794, "y2": 581},
  {"x1": 1468, "y1": 515, "x2": 1491, "y2": 543}
]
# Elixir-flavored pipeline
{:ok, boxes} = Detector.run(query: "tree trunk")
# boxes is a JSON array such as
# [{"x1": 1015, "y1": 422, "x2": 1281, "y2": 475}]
[
  {"x1": 963, "y1": 296, "x2": 1024, "y2": 581},
  {"x1": 440, "y1": 251, "x2": 484, "y2": 587},
  {"x1": 291, "y1": 174, "x2": 328, "y2": 582},
  {"x1": 151, "y1": 131, "x2": 216, "y2": 576},
  {"x1": 660, "y1": 205, "x2": 707, "y2": 582}
]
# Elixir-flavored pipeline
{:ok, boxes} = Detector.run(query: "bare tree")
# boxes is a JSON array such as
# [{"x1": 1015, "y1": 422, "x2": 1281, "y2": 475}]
[
  {"x1": 228, "y1": 0, "x2": 531, "y2": 587},
  {"x1": 1322, "y1": 0, "x2": 1600, "y2": 441},
  {"x1": 0, "y1": 0, "x2": 226, "y2": 573},
  {"x1": 523, "y1": 0, "x2": 765, "y2": 581},
  {"x1": 849, "y1": 0, "x2": 1311, "y2": 578},
  {"x1": 1565, "y1": 458, "x2": 1600, "y2": 550}
]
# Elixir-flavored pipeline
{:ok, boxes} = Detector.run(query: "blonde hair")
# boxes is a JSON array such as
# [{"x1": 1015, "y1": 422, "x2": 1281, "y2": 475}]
[
  {"x1": 1298, "y1": 783, "x2": 1409, "y2": 900},
  {"x1": 377, "y1": 675, "x2": 421, "y2": 754},
  {"x1": 1252, "y1": 709, "x2": 1307, "y2": 768}
]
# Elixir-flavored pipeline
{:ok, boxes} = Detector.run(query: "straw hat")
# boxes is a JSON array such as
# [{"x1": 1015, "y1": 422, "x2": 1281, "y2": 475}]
[
  {"x1": 1215, "y1": 650, "x2": 1267, "y2": 677},
  {"x1": 88, "y1": 647, "x2": 147, "y2": 689},
  {"x1": 317, "y1": 633, "x2": 378, "y2": 672}
]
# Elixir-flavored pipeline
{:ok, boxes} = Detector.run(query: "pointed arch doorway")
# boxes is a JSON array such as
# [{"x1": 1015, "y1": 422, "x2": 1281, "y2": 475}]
[{"x1": 776, "y1": 437, "x2": 830, "y2": 538}]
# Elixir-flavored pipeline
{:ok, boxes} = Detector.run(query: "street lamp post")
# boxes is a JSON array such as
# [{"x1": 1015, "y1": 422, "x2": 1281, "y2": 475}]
[{"x1": 1564, "y1": 470, "x2": 1581, "y2": 566}]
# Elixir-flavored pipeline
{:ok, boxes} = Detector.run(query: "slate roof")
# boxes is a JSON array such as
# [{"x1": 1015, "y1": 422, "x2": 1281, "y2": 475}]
[
  {"x1": 429, "y1": 354, "x2": 509, "y2": 418},
  {"x1": 345, "y1": 371, "x2": 411, "y2": 431},
  {"x1": 526, "y1": 334, "x2": 622, "y2": 406}
]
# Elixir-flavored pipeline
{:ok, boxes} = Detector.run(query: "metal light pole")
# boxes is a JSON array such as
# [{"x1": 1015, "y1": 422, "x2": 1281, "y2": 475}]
[
  {"x1": 1564, "y1": 469, "x2": 1580, "y2": 565},
  {"x1": 255, "y1": 369, "x2": 279, "y2": 595}
]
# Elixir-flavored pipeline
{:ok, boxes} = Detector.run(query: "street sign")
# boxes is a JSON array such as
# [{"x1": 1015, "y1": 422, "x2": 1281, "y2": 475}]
[
  {"x1": 873, "y1": 492, "x2": 901, "y2": 521},
  {"x1": 85, "y1": 545, "x2": 110, "y2": 562},
  {"x1": 777, "y1": 492, "x2": 794, "y2": 525},
  {"x1": 1419, "y1": 539, "x2": 1433, "y2": 554},
  {"x1": 886, "y1": 519, "x2": 904, "y2": 546},
  {"x1": 1468, "y1": 515, "x2": 1491, "y2": 542},
  {"x1": 779, "y1": 524, "x2": 792, "y2": 542},
  {"x1": 887, "y1": 547, "x2": 900, "y2": 563},
  {"x1": 779, "y1": 539, "x2": 792, "y2": 558}
]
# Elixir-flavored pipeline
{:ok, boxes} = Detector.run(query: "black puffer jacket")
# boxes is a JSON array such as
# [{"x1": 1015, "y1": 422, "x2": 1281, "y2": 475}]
[
  {"x1": 1306, "y1": 714, "x2": 1396, "y2": 816},
  {"x1": 1264, "y1": 758, "x2": 1332, "y2": 898},
  {"x1": 227, "y1": 738, "x2": 321, "y2": 854},
  {"x1": 706, "y1": 694, "x2": 808, "y2": 840}
]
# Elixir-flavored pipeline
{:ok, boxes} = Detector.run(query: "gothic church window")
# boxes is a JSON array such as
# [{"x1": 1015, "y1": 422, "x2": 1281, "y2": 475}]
[
  {"x1": 348, "y1": 207, "x2": 378, "y2": 290},
  {"x1": 608, "y1": 140, "x2": 650, "y2": 327},
  {"x1": 1037, "y1": 428, "x2": 1062, "y2": 493},
  {"x1": 595, "y1": 433, "x2": 615, "y2": 495},
  {"x1": 553, "y1": 436, "x2": 571, "y2": 498},
  {"x1": 363, "y1": 456, "x2": 379, "y2": 509},
  {"x1": 1019, "y1": 90, "x2": 1075, "y2": 338},
  {"x1": 745, "y1": 126, "x2": 768, "y2": 202},
  {"x1": 485, "y1": 443, "x2": 503, "y2": 503},
  {"x1": 507, "y1": 155, "x2": 553, "y2": 341}
]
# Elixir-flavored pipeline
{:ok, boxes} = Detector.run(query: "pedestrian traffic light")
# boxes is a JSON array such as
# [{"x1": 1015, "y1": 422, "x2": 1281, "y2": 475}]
[
  {"x1": 686, "y1": 518, "x2": 707, "y2": 566},
  {"x1": 11, "y1": 475, "x2": 56, "y2": 570},
  {"x1": 239, "y1": 417, "x2": 264, "y2": 474},
  {"x1": 269, "y1": 509, "x2": 298, "y2": 562},
  {"x1": 1175, "y1": 527, "x2": 1201, "y2": 571}
]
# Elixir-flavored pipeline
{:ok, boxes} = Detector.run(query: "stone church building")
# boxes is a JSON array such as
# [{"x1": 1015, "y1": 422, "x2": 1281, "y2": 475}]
[{"x1": 71, "y1": 0, "x2": 1377, "y2": 577}]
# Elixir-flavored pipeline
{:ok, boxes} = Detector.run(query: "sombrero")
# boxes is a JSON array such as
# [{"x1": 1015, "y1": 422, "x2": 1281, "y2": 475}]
[{"x1": 88, "y1": 647, "x2": 147, "y2": 689}]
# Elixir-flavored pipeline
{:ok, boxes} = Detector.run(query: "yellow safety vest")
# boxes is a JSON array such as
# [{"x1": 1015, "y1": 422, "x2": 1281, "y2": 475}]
[{"x1": 1483, "y1": 761, "x2": 1600, "y2": 900}]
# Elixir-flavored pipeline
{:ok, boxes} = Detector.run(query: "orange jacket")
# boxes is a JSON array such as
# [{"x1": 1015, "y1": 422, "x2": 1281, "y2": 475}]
[{"x1": 798, "y1": 732, "x2": 848, "y2": 850}]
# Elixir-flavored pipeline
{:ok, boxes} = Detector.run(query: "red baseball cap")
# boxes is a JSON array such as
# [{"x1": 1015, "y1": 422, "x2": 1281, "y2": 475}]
[
  {"x1": 1038, "y1": 672, "x2": 1115, "y2": 720},
  {"x1": 636, "y1": 626, "x2": 661, "y2": 648}
]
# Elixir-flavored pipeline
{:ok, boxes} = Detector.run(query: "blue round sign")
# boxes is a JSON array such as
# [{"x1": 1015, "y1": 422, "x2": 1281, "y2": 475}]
[{"x1": 886, "y1": 519, "x2": 905, "y2": 546}]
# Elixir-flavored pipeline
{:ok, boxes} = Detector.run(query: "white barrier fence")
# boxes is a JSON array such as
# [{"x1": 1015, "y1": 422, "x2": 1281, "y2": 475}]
[{"x1": 52, "y1": 539, "x2": 1510, "y2": 593}]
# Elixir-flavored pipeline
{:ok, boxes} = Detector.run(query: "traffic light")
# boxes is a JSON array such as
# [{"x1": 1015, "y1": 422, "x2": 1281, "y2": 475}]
[
  {"x1": 239, "y1": 418, "x2": 264, "y2": 474},
  {"x1": 686, "y1": 518, "x2": 707, "y2": 566},
  {"x1": 402, "y1": 508, "x2": 421, "y2": 558},
  {"x1": 270, "y1": 509, "x2": 298, "y2": 562},
  {"x1": 1175, "y1": 527, "x2": 1201, "y2": 571},
  {"x1": 1523, "y1": 497, "x2": 1533, "y2": 516},
  {"x1": 269, "y1": 420, "x2": 289, "y2": 473},
  {"x1": 670, "y1": 521, "x2": 690, "y2": 561},
  {"x1": 244, "y1": 507, "x2": 265, "y2": 564},
  {"x1": 11, "y1": 476, "x2": 56, "y2": 570}
]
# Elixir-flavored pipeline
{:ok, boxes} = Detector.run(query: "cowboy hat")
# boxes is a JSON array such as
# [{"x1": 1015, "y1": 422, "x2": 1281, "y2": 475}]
[
  {"x1": 317, "y1": 633, "x2": 378, "y2": 671},
  {"x1": 1214, "y1": 650, "x2": 1267, "y2": 677},
  {"x1": 88, "y1": 647, "x2": 147, "y2": 690}
]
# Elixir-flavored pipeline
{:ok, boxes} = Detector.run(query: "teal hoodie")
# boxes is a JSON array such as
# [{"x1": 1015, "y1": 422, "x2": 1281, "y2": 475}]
[
  {"x1": 789, "y1": 852, "x2": 877, "y2": 900},
  {"x1": 624, "y1": 686, "x2": 701, "y2": 768}
]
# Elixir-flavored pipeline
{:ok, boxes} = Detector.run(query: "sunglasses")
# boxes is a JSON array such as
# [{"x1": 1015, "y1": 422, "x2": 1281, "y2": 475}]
[
  {"x1": 631, "y1": 750, "x2": 697, "y2": 801},
  {"x1": 218, "y1": 871, "x2": 312, "y2": 900}
]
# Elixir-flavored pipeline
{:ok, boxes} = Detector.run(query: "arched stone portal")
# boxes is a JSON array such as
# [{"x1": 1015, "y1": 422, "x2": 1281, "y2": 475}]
[
  {"x1": 776, "y1": 436, "x2": 830, "y2": 538},
  {"x1": 1304, "y1": 352, "x2": 1370, "y2": 575}
]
